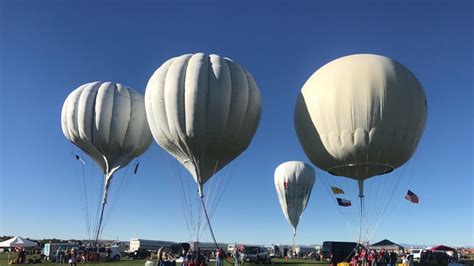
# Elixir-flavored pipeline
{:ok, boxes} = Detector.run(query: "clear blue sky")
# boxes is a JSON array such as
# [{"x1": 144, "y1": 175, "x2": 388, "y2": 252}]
[{"x1": 0, "y1": 0, "x2": 472, "y2": 247}]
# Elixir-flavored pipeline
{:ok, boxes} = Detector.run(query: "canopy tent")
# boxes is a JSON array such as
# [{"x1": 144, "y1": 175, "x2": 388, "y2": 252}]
[
  {"x1": 0, "y1": 236, "x2": 38, "y2": 248},
  {"x1": 430, "y1": 245, "x2": 455, "y2": 252},
  {"x1": 370, "y1": 239, "x2": 405, "y2": 252}
]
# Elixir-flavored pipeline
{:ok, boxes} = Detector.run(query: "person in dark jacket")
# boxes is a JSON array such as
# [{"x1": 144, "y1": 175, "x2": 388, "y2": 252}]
[{"x1": 389, "y1": 251, "x2": 397, "y2": 266}]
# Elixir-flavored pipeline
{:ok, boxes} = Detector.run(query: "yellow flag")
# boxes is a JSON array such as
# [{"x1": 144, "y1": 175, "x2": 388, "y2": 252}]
[{"x1": 331, "y1": 186, "x2": 345, "y2": 194}]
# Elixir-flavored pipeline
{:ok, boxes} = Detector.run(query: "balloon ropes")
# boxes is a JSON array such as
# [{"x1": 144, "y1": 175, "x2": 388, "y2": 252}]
[
  {"x1": 274, "y1": 161, "x2": 315, "y2": 252},
  {"x1": 61, "y1": 82, "x2": 152, "y2": 242},
  {"x1": 294, "y1": 54, "x2": 428, "y2": 243},
  {"x1": 145, "y1": 53, "x2": 262, "y2": 246}
]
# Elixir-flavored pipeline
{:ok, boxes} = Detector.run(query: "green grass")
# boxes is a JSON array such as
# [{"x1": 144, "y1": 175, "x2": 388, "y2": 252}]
[{"x1": 0, "y1": 253, "x2": 329, "y2": 266}]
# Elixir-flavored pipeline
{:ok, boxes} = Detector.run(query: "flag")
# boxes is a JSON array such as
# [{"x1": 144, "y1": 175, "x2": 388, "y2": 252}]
[
  {"x1": 75, "y1": 154, "x2": 85, "y2": 165},
  {"x1": 336, "y1": 198, "x2": 351, "y2": 207},
  {"x1": 404, "y1": 190, "x2": 419, "y2": 204},
  {"x1": 331, "y1": 186, "x2": 345, "y2": 194},
  {"x1": 133, "y1": 162, "x2": 140, "y2": 174}
]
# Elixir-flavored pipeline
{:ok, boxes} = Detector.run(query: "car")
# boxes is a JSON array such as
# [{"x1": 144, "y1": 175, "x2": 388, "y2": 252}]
[
  {"x1": 86, "y1": 246, "x2": 122, "y2": 261},
  {"x1": 240, "y1": 245, "x2": 271, "y2": 264}
]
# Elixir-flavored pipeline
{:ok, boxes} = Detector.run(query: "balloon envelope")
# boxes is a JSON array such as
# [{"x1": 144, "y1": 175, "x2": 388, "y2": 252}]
[
  {"x1": 294, "y1": 54, "x2": 428, "y2": 180},
  {"x1": 274, "y1": 161, "x2": 316, "y2": 233},
  {"x1": 145, "y1": 53, "x2": 262, "y2": 190},
  {"x1": 61, "y1": 81, "x2": 152, "y2": 175}
]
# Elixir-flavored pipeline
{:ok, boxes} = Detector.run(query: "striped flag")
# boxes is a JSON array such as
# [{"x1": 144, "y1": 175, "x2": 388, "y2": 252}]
[
  {"x1": 405, "y1": 190, "x2": 419, "y2": 204},
  {"x1": 336, "y1": 198, "x2": 351, "y2": 207},
  {"x1": 331, "y1": 186, "x2": 345, "y2": 194}
]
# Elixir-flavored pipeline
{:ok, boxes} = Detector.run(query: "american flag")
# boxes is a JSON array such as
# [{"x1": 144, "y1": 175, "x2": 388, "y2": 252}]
[
  {"x1": 336, "y1": 198, "x2": 351, "y2": 207},
  {"x1": 405, "y1": 190, "x2": 419, "y2": 204}
]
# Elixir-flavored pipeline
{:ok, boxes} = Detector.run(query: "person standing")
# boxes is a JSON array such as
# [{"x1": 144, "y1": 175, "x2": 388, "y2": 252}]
[
  {"x1": 106, "y1": 247, "x2": 112, "y2": 262},
  {"x1": 370, "y1": 250, "x2": 378, "y2": 266},
  {"x1": 234, "y1": 249, "x2": 240, "y2": 266},
  {"x1": 383, "y1": 250, "x2": 390, "y2": 265},
  {"x1": 215, "y1": 248, "x2": 223, "y2": 266},
  {"x1": 351, "y1": 252, "x2": 359, "y2": 266},
  {"x1": 389, "y1": 251, "x2": 397, "y2": 266},
  {"x1": 68, "y1": 248, "x2": 77, "y2": 266},
  {"x1": 360, "y1": 248, "x2": 367, "y2": 266},
  {"x1": 56, "y1": 248, "x2": 62, "y2": 264}
]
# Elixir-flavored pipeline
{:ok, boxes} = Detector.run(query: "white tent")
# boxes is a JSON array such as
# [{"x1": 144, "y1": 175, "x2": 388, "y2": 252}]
[{"x1": 0, "y1": 236, "x2": 37, "y2": 248}]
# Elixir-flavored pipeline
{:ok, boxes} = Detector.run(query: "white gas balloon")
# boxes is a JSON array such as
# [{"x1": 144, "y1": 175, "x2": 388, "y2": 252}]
[
  {"x1": 61, "y1": 81, "x2": 152, "y2": 240},
  {"x1": 274, "y1": 161, "x2": 316, "y2": 236},
  {"x1": 294, "y1": 54, "x2": 427, "y2": 197},
  {"x1": 294, "y1": 54, "x2": 428, "y2": 241},
  {"x1": 145, "y1": 53, "x2": 262, "y2": 196}
]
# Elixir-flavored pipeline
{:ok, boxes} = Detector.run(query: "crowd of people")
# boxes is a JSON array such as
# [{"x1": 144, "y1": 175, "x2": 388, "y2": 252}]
[
  {"x1": 10, "y1": 247, "x2": 27, "y2": 264},
  {"x1": 346, "y1": 248, "x2": 410, "y2": 266},
  {"x1": 55, "y1": 247, "x2": 74, "y2": 265},
  {"x1": 154, "y1": 247, "x2": 243, "y2": 266},
  {"x1": 54, "y1": 246, "x2": 115, "y2": 265}
]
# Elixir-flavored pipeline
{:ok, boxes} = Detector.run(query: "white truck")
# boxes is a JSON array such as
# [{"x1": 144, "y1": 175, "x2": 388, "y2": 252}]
[{"x1": 409, "y1": 248, "x2": 423, "y2": 262}]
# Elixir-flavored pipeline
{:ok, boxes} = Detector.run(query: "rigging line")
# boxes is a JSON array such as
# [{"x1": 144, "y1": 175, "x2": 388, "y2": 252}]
[
  {"x1": 203, "y1": 162, "x2": 232, "y2": 234},
  {"x1": 367, "y1": 162, "x2": 409, "y2": 241},
  {"x1": 72, "y1": 150, "x2": 92, "y2": 240},
  {"x1": 201, "y1": 163, "x2": 219, "y2": 235},
  {"x1": 92, "y1": 169, "x2": 105, "y2": 242},
  {"x1": 95, "y1": 170, "x2": 114, "y2": 243},
  {"x1": 200, "y1": 196, "x2": 219, "y2": 249},
  {"x1": 179, "y1": 162, "x2": 195, "y2": 240},
  {"x1": 199, "y1": 176, "x2": 216, "y2": 237},
  {"x1": 79, "y1": 158, "x2": 91, "y2": 240},
  {"x1": 100, "y1": 162, "x2": 134, "y2": 234},
  {"x1": 209, "y1": 164, "x2": 228, "y2": 218},
  {"x1": 162, "y1": 150, "x2": 193, "y2": 241},
  {"x1": 319, "y1": 170, "x2": 354, "y2": 237},
  {"x1": 210, "y1": 163, "x2": 234, "y2": 220},
  {"x1": 174, "y1": 154, "x2": 195, "y2": 239},
  {"x1": 341, "y1": 157, "x2": 359, "y2": 237},
  {"x1": 198, "y1": 158, "x2": 221, "y2": 244}
]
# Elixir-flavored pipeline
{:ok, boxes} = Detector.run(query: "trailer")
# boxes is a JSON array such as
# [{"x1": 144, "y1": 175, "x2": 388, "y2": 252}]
[{"x1": 129, "y1": 238, "x2": 176, "y2": 252}]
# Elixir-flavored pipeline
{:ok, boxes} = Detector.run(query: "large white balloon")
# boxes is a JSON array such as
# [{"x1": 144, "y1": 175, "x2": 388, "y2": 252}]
[
  {"x1": 145, "y1": 53, "x2": 262, "y2": 196},
  {"x1": 294, "y1": 54, "x2": 428, "y2": 183},
  {"x1": 274, "y1": 161, "x2": 315, "y2": 234},
  {"x1": 62, "y1": 81, "x2": 152, "y2": 179},
  {"x1": 61, "y1": 81, "x2": 152, "y2": 241}
]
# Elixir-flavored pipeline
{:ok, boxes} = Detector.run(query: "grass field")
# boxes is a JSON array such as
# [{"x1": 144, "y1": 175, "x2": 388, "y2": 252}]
[
  {"x1": 2, "y1": 253, "x2": 473, "y2": 266},
  {"x1": 0, "y1": 253, "x2": 329, "y2": 266}
]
